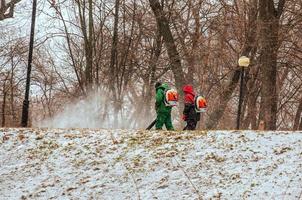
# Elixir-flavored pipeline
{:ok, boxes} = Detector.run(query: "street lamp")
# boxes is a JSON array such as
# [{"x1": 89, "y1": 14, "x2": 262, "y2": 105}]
[
  {"x1": 236, "y1": 56, "x2": 250, "y2": 130},
  {"x1": 21, "y1": 0, "x2": 37, "y2": 127}
]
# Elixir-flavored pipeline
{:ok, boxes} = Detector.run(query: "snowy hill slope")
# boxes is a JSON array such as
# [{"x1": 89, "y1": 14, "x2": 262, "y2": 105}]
[{"x1": 0, "y1": 128, "x2": 302, "y2": 200}]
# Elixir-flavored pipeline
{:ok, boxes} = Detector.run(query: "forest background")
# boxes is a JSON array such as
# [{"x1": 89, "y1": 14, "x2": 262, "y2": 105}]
[{"x1": 0, "y1": 0, "x2": 301, "y2": 130}]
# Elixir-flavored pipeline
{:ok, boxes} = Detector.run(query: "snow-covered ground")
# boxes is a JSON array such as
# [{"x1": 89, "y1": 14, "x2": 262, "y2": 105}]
[{"x1": 0, "y1": 128, "x2": 301, "y2": 200}]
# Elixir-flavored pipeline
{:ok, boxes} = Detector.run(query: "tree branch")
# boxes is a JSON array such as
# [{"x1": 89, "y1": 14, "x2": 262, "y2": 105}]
[
  {"x1": 276, "y1": 0, "x2": 286, "y2": 18},
  {"x1": 0, "y1": 0, "x2": 21, "y2": 21}
]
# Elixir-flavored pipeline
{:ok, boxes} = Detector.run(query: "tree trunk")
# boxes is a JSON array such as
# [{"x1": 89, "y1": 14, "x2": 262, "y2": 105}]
[
  {"x1": 145, "y1": 28, "x2": 163, "y2": 122},
  {"x1": 187, "y1": 0, "x2": 201, "y2": 84},
  {"x1": 149, "y1": 0, "x2": 185, "y2": 93},
  {"x1": 258, "y1": 0, "x2": 285, "y2": 130},
  {"x1": 10, "y1": 55, "x2": 16, "y2": 124},
  {"x1": 242, "y1": 63, "x2": 261, "y2": 129},
  {"x1": 293, "y1": 98, "x2": 302, "y2": 131},
  {"x1": 77, "y1": 0, "x2": 94, "y2": 90},
  {"x1": 109, "y1": 0, "x2": 120, "y2": 126},
  {"x1": 2, "y1": 80, "x2": 7, "y2": 127},
  {"x1": 243, "y1": 86, "x2": 260, "y2": 130},
  {"x1": 86, "y1": 0, "x2": 94, "y2": 88}
]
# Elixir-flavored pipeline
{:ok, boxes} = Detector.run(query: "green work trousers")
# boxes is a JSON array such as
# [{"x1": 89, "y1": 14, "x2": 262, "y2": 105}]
[{"x1": 155, "y1": 112, "x2": 174, "y2": 130}]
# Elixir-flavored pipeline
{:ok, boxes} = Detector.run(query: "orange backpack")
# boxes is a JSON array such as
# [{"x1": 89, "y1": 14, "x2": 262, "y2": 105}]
[
  {"x1": 195, "y1": 95, "x2": 207, "y2": 112},
  {"x1": 164, "y1": 89, "x2": 179, "y2": 106}
]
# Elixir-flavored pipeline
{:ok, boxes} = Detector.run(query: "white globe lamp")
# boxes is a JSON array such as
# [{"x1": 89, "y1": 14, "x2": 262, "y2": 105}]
[{"x1": 238, "y1": 56, "x2": 250, "y2": 67}]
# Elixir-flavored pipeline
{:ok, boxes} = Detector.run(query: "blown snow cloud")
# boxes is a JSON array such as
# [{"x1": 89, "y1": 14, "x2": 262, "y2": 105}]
[{"x1": 35, "y1": 90, "x2": 152, "y2": 129}]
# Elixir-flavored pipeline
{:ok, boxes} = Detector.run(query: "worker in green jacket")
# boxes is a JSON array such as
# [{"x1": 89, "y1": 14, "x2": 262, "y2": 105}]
[{"x1": 155, "y1": 82, "x2": 174, "y2": 130}]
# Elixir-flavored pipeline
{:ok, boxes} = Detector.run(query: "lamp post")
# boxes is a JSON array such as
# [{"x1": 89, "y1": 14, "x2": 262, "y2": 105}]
[
  {"x1": 236, "y1": 56, "x2": 250, "y2": 130},
  {"x1": 21, "y1": 0, "x2": 37, "y2": 127}
]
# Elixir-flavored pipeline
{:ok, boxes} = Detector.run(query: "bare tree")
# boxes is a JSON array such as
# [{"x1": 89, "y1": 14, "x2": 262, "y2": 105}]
[
  {"x1": 149, "y1": 0, "x2": 185, "y2": 92},
  {"x1": 1, "y1": 0, "x2": 301, "y2": 130},
  {"x1": 205, "y1": 0, "x2": 258, "y2": 129},
  {"x1": 258, "y1": 0, "x2": 286, "y2": 130}
]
